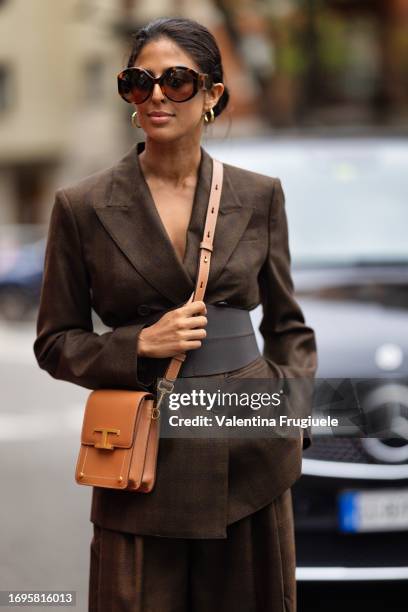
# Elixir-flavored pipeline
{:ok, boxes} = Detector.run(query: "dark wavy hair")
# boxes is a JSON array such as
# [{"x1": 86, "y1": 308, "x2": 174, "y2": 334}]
[{"x1": 125, "y1": 17, "x2": 230, "y2": 120}]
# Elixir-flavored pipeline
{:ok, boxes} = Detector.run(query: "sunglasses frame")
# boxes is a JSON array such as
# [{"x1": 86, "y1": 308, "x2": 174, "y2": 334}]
[{"x1": 117, "y1": 65, "x2": 213, "y2": 104}]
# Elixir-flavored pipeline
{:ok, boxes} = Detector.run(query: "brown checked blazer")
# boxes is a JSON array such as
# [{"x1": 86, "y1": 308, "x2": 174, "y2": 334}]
[{"x1": 33, "y1": 140, "x2": 318, "y2": 539}]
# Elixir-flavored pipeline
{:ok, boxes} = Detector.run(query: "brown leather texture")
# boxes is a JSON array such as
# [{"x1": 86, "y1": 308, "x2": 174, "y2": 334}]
[
  {"x1": 33, "y1": 140, "x2": 318, "y2": 538},
  {"x1": 75, "y1": 390, "x2": 158, "y2": 491}
]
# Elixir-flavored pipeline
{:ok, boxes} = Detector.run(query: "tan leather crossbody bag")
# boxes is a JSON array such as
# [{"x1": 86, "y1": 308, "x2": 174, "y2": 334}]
[{"x1": 75, "y1": 159, "x2": 223, "y2": 492}]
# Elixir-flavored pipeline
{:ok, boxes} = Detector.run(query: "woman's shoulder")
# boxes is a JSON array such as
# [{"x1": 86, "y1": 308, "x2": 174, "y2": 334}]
[
  {"x1": 52, "y1": 156, "x2": 124, "y2": 228},
  {"x1": 222, "y1": 159, "x2": 277, "y2": 186},
  {"x1": 56, "y1": 163, "x2": 115, "y2": 206},
  {"x1": 218, "y1": 157, "x2": 281, "y2": 211},
  {"x1": 210, "y1": 148, "x2": 279, "y2": 190}
]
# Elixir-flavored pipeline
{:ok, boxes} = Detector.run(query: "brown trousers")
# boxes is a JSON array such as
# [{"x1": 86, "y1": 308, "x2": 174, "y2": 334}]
[{"x1": 88, "y1": 487, "x2": 296, "y2": 612}]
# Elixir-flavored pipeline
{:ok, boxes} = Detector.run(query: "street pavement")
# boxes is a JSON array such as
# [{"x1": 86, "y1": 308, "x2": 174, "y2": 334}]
[{"x1": 0, "y1": 320, "x2": 91, "y2": 611}]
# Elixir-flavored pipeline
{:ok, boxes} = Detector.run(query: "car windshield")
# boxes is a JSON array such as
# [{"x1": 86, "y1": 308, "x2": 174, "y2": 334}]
[{"x1": 205, "y1": 138, "x2": 408, "y2": 267}]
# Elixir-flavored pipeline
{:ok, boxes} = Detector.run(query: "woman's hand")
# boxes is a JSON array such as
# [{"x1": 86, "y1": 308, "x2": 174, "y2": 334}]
[{"x1": 137, "y1": 300, "x2": 208, "y2": 358}]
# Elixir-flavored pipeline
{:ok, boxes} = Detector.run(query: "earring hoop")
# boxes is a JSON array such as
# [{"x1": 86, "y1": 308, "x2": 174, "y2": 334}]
[
  {"x1": 203, "y1": 108, "x2": 215, "y2": 124},
  {"x1": 131, "y1": 110, "x2": 141, "y2": 128}
]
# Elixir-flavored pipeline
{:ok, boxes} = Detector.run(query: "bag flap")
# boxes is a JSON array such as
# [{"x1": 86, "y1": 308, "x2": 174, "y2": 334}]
[{"x1": 81, "y1": 389, "x2": 155, "y2": 449}]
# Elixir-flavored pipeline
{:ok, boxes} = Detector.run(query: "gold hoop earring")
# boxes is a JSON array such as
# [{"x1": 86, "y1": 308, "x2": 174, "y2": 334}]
[
  {"x1": 203, "y1": 108, "x2": 215, "y2": 124},
  {"x1": 131, "y1": 110, "x2": 141, "y2": 128}
]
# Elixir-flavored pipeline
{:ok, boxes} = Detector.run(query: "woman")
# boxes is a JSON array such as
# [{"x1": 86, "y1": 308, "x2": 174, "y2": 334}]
[{"x1": 33, "y1": 17, "x2": 317, "y2": 612}]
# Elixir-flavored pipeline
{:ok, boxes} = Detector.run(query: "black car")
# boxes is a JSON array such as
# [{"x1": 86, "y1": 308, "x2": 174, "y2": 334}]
[{"x1": 206, "y1": 136, "x2": 408, "y2": 582}]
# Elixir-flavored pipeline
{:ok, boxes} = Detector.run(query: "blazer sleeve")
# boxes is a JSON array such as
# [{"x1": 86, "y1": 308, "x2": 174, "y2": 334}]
[
  {"x1": 258, "y1": 179, "x2": 318, "y2": 450},
  {"x1": 33, "y1": 188, "x2": 152, "y2": 392}
]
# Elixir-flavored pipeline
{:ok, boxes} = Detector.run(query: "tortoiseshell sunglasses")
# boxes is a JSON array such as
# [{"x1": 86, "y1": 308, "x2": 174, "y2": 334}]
[{"x1": 117, "y1": 65, "x2": 213, "y2": 104}]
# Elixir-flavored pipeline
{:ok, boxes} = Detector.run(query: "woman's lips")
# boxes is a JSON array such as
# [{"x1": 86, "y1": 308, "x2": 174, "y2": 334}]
[{"x1": 148, "y1": 114, "x2": 174, "y2": 125}]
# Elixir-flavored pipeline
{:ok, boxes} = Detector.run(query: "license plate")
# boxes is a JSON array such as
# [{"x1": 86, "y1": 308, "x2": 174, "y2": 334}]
[{"x1": 338, "y1": 488, "x2": 408, "y2": 533}]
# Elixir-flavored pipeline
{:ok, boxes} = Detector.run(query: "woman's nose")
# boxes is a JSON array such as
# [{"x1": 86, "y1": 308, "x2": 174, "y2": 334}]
[{"x1": 151, "y1": 82, "x2": 165, "y2": 101}]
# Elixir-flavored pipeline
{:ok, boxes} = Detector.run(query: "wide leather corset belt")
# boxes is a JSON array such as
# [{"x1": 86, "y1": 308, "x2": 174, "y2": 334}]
[{"x1": 179, "y1": 304, "x2": 261, "y2": 377}]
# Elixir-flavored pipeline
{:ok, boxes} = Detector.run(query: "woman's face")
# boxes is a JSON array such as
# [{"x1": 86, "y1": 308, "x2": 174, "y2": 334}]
[{"x1": 132, "y1": 36, "x2": 224, "y2": 143}]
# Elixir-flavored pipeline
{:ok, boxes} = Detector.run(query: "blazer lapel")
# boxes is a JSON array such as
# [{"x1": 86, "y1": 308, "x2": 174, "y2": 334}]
[{"x1": 93, "y1": 140, "x2": 254, "y2": 305}]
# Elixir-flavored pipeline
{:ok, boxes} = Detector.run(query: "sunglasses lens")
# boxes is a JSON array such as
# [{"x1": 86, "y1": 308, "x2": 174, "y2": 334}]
[
  {"x1": 162, "y1": 68, "x2": 195, "y2": 102},
  {"x1": 118, "y1": 70, "x2": 152, "y2": 103},
  {"x1": 117, "y1": 67, "x2": 201, "y2": 103}
]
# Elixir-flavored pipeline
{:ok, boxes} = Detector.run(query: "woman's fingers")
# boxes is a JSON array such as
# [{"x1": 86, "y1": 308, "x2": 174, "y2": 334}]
[
  {"x1": 180, "y1": 326, "x2": 207, "y2": 340},
  {"x1": 138, "y1": 300, "x2": 208, "y2": 358},
  {"x1": 181, "y1": 300, "x2": 207, "y2": 316},
  {"x1": 183, "y1": 315, "x2": 207, "y2": 329}
]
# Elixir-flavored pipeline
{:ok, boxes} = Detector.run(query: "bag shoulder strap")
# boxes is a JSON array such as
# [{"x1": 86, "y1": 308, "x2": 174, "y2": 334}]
[{"x1": 155, "y1": 158, "x2": 223, "y2": 409}]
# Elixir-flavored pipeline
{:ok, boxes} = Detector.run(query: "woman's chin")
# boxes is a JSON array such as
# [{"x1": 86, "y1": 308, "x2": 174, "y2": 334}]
[{"x1": 143, "y1": 127, "x2": 188, "y2": 144}]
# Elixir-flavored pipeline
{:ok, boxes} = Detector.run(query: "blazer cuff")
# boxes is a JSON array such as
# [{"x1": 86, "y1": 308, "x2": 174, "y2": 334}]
[
  {"x1": 264, "y1": 357, "x2": 313, "y2": 451},
  {"x1": 134, "y1": 324, "x2": 157, "y2": 391}
]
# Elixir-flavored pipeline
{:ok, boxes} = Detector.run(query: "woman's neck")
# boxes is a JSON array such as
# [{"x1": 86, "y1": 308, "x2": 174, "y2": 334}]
[{"x1": 138, "y1": 135, "x2": 202, "y2": 187}]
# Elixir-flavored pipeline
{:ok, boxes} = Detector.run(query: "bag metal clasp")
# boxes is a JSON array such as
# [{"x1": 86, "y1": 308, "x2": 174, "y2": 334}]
[
  {"x1": 93, "y1": 427, "x2": 120, "y2": 450},
  {"x1": 154, "y1": 378, "x2": 175, "y2": 417}
]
